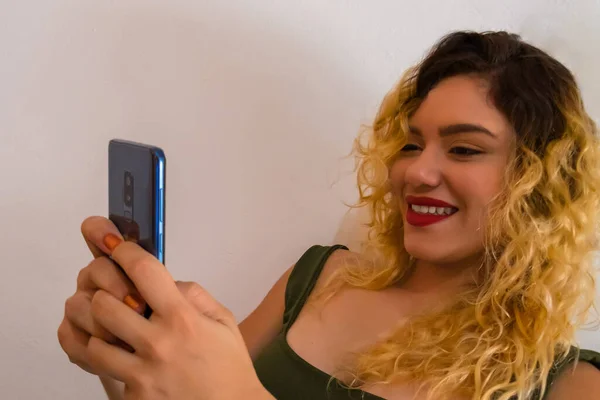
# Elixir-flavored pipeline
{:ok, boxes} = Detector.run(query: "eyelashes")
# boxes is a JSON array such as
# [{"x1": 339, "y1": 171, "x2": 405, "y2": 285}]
[
  {"x1": 449, "y1": 147, "x2": 483, "y2": 156},
  {"x1": 400, "y1": 144, "x2": 421, "y2": 152},
  {"x1": 400, "y1": 144, "x2": 483, "y2": 157}
]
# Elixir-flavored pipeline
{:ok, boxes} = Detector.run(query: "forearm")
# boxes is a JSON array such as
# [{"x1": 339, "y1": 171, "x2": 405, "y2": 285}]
[{"x1": 99, "y1": 376, "x2": 124, "y2": 400}]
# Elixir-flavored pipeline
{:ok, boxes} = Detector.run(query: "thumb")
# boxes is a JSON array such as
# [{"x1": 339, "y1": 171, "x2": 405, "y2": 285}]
[{"x1": 175, "y1": 281, "x2": 237, "y2": 328}]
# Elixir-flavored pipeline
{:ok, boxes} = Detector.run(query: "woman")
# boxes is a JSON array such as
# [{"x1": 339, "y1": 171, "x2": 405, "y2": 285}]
[{"x1": 58, "y1": 30, "x2": 600, "y2": 399}]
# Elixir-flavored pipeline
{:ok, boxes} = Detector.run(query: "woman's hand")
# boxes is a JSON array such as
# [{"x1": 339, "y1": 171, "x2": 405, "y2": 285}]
[
  {"x1": 58, "y1": 217, "x2": 273, "y2": 400},
  {"x1": 57, "y1": 217, "x2": 146, "y2": 376}
]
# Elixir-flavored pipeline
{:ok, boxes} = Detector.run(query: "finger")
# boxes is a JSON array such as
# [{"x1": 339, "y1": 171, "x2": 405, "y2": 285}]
[
  {"x1": 57, "y1": 319, "x2": 96, "y2": 374},
  {"x1": 63, "y1": 293, "x2": 135, "y2": 352},
  {"x1": 64, "y1": 292, "x2": 116, "y2": 343},
  {"x1": 80, "y1": 216, "x2": 146, "y2": 315},
  {"x1": 176, "y1": 281, "x2": 237, "y2": 328},
  {"x1": 65, "y1": 292, "x2": 115, "y2": 341},
  {"x1": 105, "y1": 238, "x2": 181, "y2": 316},
  {"x1": 86, "y1": 336, "x2": 142, "y2": 384},
  {"x1": 90, "y1": 290, "x2": 153, "y2": 353},
  {"x1": 77, "y1": 257, "x2": 146, "y2": 314},
  {"x1": 81, "y1": 216, "x2": 123, "y2": 259}
]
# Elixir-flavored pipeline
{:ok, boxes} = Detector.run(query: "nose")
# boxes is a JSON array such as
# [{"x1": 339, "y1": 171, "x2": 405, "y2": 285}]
[{"x1": 404, "y1": 147, "x2": 442, "y2": 189}]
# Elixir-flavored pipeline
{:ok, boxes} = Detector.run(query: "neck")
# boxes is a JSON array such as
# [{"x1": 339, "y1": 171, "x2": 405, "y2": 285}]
[{"x1": 399, "y1": 256, "x2": 480, "y2": 296}]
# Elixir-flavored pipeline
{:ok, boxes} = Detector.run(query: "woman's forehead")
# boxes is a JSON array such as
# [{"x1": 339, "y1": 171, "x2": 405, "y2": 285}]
[{"x1": 409, "y1": 75, "x2": 514, "y2": 140}]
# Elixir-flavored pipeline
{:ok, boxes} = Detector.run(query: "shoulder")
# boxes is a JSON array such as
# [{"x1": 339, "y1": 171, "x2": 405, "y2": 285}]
[
  {"x1": 287, "y1": 244, "x2": 356, "y2": 283},
  {"x1": 545, "y1": 359, "x2": 600, "y2": 400},
  {"x1": 311, "y1": 246, "x2": 360, "y2": 289},
  {"x1": 238, "y1": 262, "x2": 294, "y2": 359},
  {"x1": 285, "y1": 244, "x2": 360, "y2": 301},
  {"x1": 238, "y1": 245, "x2": 357, "y2": 359}
]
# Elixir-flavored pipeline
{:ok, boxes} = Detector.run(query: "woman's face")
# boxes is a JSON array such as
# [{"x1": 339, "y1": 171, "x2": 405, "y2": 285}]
[{"x1": 390, "y1": 75, "x2": 515, "y2": 266}]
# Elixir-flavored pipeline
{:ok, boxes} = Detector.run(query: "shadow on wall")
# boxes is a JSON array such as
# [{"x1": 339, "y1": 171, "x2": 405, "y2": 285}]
[{"x1": 333, "y1": 204, "x2": 371, "y2": 252}]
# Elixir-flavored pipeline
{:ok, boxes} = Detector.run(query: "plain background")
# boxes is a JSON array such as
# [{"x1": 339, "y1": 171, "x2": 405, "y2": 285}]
[{"x1": 1, "y1": 1, "x2": 599, "y2": 398}]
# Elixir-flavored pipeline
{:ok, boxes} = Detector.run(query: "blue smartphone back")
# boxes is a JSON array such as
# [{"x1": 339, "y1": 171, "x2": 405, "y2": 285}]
[{"x1": 108, "y1": 139, "x2": 165, "y2": 264}]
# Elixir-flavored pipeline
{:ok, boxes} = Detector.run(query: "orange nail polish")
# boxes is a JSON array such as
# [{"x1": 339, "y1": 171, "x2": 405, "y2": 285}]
[
  {"x1": 123, "y1": 294, "x2": 140, "y2": 309},
  {"x1": 103, "y1": 233, "x2": 122, "y2": 251},
  {"x1": 124, "y1": 294, "x2": 144, "y2": 314}
]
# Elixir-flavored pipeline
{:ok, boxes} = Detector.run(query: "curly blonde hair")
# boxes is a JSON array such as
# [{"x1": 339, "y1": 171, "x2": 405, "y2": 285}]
[{"x1": 322, "y1": 30, "x2": 600, "y2": 399}]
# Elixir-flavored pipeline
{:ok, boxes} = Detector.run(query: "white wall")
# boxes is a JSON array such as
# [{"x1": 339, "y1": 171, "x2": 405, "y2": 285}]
[{"x1": 1, "y1": 1, "x2": 599, "y2": 398}]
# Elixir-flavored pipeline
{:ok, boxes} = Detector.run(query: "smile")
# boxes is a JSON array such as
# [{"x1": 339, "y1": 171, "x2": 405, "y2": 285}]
[
  {"x1": 410, "y1": 204, "x2": 455, "y2": 215},
  {"x1": 405, "y1": 196, "x2": 459, "y2": 227}
]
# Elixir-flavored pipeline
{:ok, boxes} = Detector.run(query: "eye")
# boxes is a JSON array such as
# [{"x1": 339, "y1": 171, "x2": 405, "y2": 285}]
[
  {"x1": 400, "y1": 144, "x2": 421, "y2": 152},
  {"x1": 449, "y1": 147, "x2": 482, "y2": 156}
]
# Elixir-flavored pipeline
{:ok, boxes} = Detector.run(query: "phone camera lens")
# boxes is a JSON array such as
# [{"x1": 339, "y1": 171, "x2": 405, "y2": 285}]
[
  {"x1": 124, "y1": 191, "x2": 133, "y2": 207},
  {"x1": 124, "y1": 171, "x2": 134, "y2": 206}
]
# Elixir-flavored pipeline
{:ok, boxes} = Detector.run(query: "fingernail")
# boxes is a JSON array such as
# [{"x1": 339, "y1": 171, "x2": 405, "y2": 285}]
[
  {"x1": 124, "y1": 294, "x2": 145, "y2": 314},
  {"x1": 103, "y1": 233, "x2": 122, "y2": 252}
]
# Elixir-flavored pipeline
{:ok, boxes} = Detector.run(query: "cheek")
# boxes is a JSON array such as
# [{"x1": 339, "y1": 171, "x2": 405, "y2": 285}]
[
  {"x1": 454, "y1": 168, "x2": 504, "y2": 218},
  {"x1": 388, "y1": 161, "x2": 407, "y2": 194}
]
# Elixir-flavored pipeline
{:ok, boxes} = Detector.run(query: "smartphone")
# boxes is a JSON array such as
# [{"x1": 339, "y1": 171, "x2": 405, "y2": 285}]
[{"x1": 108, "y1": 139, "x2": 166, "y2": 317}]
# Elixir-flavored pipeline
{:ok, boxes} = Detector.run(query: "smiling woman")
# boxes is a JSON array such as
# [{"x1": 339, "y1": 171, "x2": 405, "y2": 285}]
[
  {"x1": 251, "y1": 31, "x2": 600, "y2": 400},
  {"x1": 392, "y1": 74, "x2": 515, "y2": 266},
  {"x1": 58, "y1": 29, "x2": 600, "y2": 400},
  {"x1": 311, "y1": 31, "x2": 600, "y2": 399}
]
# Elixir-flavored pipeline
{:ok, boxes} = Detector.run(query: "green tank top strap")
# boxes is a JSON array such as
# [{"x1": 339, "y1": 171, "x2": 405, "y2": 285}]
[
  {"x1": 282, "y1": 244, "x2": 348, "y2": 331},
  {"x1": 577, "y1": 348, "x2": 600, "y2": 368}
]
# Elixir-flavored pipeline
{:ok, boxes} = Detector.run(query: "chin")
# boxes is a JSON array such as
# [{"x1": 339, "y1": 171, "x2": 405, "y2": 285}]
[
  {"x1": 405, "y1": 244, "x2": 451, "y2": 264},
  {"x1": 404, "y1": 237, "x2": 468, "y2": 265},
  {"x1": 404, "y1": 236, "x2": 485, "y2": 268}
]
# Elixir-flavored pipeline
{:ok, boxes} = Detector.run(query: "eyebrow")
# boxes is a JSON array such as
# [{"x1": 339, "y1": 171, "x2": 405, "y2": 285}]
[{"x1": 408, "y1": 123, "x2": 497, "y2": 138}]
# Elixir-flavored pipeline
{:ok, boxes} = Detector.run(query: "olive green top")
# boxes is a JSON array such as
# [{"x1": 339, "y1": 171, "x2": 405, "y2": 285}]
[{"x1": 253, "y1": 245, "x2": 600, "y2": 399}]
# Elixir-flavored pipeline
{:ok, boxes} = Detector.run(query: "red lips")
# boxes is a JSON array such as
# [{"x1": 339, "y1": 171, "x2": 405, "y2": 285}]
[
  {"x1": 405, "y1": 196, "x2": 458, "y2": 227},
  {"x1": 405, "y1": 196, "x2": 457, "y2": 208}
]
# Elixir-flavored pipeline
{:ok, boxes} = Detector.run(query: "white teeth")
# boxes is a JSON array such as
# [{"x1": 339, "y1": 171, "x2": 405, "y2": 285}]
[{"x1": 410, "y1": 204, "x2": 455, "y2": 215}]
